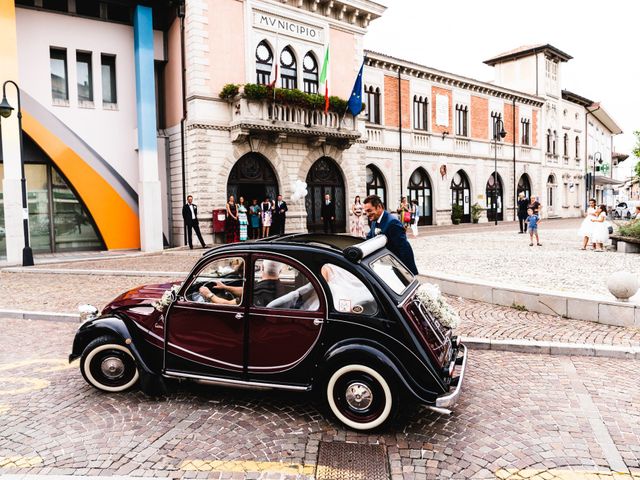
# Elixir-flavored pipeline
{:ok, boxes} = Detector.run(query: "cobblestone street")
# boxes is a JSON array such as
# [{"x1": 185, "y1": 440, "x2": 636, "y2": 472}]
[
  {"x1": 0, "y1": 317, "x2": 638, "y2": 480},
  {"x1": 2, "y1": 225, "x2": 640, "y2": 479}
]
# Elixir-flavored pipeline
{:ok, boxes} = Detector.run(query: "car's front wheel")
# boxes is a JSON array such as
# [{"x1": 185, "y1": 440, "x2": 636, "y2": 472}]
[
  {"x1": 80, "y1": 336, "x2": 139, "y2": 392},
  {"x1": 325, "y1": 363, "x2": 398, "y2": 430}
]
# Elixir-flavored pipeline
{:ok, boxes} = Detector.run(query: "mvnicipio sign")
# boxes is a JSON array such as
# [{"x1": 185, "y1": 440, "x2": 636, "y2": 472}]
[{"x1": 254, "y1": 11, "x2": 324, "y2": 43}]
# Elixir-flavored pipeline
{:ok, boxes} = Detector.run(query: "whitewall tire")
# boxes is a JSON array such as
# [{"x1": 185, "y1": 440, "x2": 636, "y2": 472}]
[
  {"x1": 326, "y1": 363, "x2": 397, "y2": 431},
  {"x1": 80, "y1": 336, "x2": 139, "y2": 392}
]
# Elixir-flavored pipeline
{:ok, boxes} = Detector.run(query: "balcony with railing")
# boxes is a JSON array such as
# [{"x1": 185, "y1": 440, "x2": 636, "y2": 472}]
[
  {"x1": 412, "y1": 132, "x2": 432, "y2": 149},
  {"x1": 454, "y1": 138, "x2": 470, "y2": 153},
  {"x1": 229, "y1": 97, "x2": 360, "y2": 149}
]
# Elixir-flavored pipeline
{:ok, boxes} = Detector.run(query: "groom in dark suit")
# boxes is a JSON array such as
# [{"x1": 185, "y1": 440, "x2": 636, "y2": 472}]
[
  {"x1": 182, "y1": 195, "x2": 206, "y2": 249},
  {"x1": 364, "y1": 194, "x2": 418, "y2": 274}
]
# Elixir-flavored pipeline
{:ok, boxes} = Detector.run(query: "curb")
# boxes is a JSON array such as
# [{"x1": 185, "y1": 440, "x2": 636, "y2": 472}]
[
  {"x1": 0, "y1": 309, "x2": 638, "y2": 360},
  {"x1": 460, "y1": 336, "x2": 640, "y2": 360},
  {"x1": 2, "y1": 267, "x2": 188, "y2": 277}
]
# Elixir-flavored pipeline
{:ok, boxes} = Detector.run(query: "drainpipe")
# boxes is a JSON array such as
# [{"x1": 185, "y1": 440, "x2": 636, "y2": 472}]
[
  {"x1": 178, "y1": 1, "x2": 187, "y2": 244},
  {"x1": 512, "y1": 97, "x2": 516, "y2": 221},
  {"x1": 584, "y1": 104, "x2": 600, "y2": 208},
  {"x1": 398, "y1": 66, "x2": 403, "y2": 202}
]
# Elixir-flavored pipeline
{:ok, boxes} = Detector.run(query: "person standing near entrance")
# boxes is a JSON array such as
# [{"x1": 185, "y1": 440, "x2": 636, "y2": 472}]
[
  {"x1": 363, "y1": 194, "x2": 418, "y2": 275},
  {"x1": 238, "y1": 196, "x2": 248, "y2": 242},
  {"x1": 225, "y1": 195, "x2": 239, "y2": 243},
  {"x1": 517, "y1": 192, "x2": 529, "y2": 234},
  {"x1": 350, "y1": 195, "x2": 366, "y2": 238},
  {"x1": 261, "y1": 197, "x2": 273, "y2": 237},
  {"x1": 182, "y1": 195, "x2": 207, "y2": 249},
  {"x1": 249, "y1": 199, "x2": 261, "y2": 239},
  {"x1": 321, "y1": 193, "x2": 336, "y2": 234},
  {"x1": 273, "y1": 194, "x2": 288, "y2": 235}
]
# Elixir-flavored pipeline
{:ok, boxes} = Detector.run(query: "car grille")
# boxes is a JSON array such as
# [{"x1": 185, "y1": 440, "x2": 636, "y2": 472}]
[{"x1": 406, "y1": 297, "x2": 451, "y2": 368}]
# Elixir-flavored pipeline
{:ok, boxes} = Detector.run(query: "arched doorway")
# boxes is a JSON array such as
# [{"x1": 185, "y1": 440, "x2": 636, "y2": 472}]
[
  {"x1": 485, "y1": 172, "x2": 503, "y2": 222},
  {"x1": 306, "y1": 157, "x2": 346, "y2": 233},
  {"x1": 407, "y1": 167, "x2": 433, "y2": 225},
  {"x1": 227, "y1": 153, "x2": 278, "y2": 205},
  {"x1": 517, "y1": 173, "x2": 532, "y2": 199},
  {"x1": 547, "y1": 174, "x2": 557, "y2": 215},
  {"x1": 366, "y1": 164, "x2": 387, "y2": 207},
  {"x1": 450, "y1": 170, "x2": 471, "y2": 223}
]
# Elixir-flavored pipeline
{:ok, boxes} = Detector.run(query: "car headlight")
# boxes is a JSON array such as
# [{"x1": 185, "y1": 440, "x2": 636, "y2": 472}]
[{"x1": 78, "y1": 304, "x2": 99, "y2": 323}]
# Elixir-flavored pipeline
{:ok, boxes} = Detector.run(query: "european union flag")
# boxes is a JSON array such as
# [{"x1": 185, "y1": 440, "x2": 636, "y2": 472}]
[{"x1": 347, "y1": 61, "x2": 365, "y2": 115}]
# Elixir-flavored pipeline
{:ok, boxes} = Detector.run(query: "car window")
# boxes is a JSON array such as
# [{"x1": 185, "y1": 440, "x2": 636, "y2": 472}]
[
  {"x1": 253, "y1": 258, "x2": 319, "y2": 310},
  {"x1": 370, "y1": 254, "x2": 414, "y2": 295},
  {"x1": 186, "y1": 257, "x2": 245, "y2": 305},
  {"x1": 321, "y1": 264, "x2": 377, "y2": 315}
]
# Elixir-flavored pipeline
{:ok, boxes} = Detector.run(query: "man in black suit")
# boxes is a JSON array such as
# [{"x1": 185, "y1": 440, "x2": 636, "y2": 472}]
[
  {"x1": 364, "y1": 194, "x2": 418, "y2": 274},
  {"x1": 182, "y1": 195, "x2": 206, "y2": 249},
  {"x1": 273, "y1": 194, "x2": 288, "y2": 235},
  {"x1": 320, "y1": 193, "x2": 336, "y2": 233}
]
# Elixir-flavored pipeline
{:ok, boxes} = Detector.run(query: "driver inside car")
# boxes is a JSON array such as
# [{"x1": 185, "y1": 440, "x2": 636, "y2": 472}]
[{"x1": 199, "y1": 259, "x2": 285, "y2": 306}]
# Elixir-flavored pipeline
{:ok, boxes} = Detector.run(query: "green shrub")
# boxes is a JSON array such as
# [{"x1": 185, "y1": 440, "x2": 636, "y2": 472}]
[
  {"x1": 471, "y1": 203, "x2": 483, "y2": 224},
  {"x1": 329, "y1": 96, "x2": 347, "y2": 113},
  {"x1": 451, "y1": 203, "x2": 463, "y2": 223},
  {"x1": 219, "y1": 83, "x2": 240, "y2": 100},
  {"x1": 244, "y1": 83, "x2": 269, "y2": 101},
  {"x1": 617, "y1": 220, "x2": 640, "y2": 239}
]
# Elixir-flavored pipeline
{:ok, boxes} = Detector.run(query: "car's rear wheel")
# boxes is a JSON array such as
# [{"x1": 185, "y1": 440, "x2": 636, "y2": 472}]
[
  {"x1": 326, "y1": 364, "x2": 398, "y2": 430},
  {"x1": 80, "y1": 336, "x2": 139, "y2": 392}
]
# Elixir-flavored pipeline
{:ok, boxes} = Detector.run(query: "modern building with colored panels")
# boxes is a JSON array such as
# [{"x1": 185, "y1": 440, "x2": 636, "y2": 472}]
[{"x1": 0, "y1": 0, "x2": 178, "y2": 263}]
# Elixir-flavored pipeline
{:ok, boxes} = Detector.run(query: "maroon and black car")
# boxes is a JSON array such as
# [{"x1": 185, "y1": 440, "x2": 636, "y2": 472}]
[{"x1": 70, "y1": 234, "x2": 467, "y2": 431}]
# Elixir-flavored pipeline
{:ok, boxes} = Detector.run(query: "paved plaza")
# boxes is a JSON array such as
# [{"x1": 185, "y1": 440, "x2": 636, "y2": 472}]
[{"x1": 2, "y1": 224, "x2": 640, "y2": 479}]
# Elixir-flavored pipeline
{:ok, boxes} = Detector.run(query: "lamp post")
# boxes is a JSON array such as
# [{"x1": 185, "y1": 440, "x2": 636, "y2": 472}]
[
  {"x1": 0, "y1": 80, "x2": 34, "y2": 266},
  {"x1": 492, "y1": 118, "x2": 507, "y2": 226},
  {"x1": 592, "y1": 151, "x2": 602, "y2": 200}
]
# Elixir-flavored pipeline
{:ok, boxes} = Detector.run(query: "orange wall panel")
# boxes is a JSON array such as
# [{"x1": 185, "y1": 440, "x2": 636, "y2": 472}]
[
  {"x1": 329, "y1": 28, "x2": 357, "y2": 99},
  {"x1": 471, "y1": 96, "x2": 488, "y2": 139},
  {"x1": 209, "y1": 0, "x2": 245, "y2": 96},
  {"x1": 532, "y1": 110, "x2": 538, "y2": 147},
  {"x1": 384, "y1": 75, "x2": 410, "y2": 128}
]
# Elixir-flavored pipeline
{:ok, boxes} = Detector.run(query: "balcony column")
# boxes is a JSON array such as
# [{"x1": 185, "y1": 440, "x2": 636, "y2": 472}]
[{"x1": 133, "y1": 4, "x2": 163, "y2": 252}]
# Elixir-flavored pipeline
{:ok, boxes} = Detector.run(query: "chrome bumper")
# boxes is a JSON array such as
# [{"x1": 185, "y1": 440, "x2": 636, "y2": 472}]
[{"x1": 435, "y1": 343, "x2": 468, "y2": 409}]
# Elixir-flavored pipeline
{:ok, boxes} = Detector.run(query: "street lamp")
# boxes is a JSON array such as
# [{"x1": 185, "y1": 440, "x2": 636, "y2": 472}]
[
  {"x1": 592, "y1": 151, "x2": 602, "y2": 200},
  {"x1": 0, "y1": 80, "x2": 34, "y2": 266},
  {"x1": 492, "y1": 118, "x2": 507, "y2": 226}
]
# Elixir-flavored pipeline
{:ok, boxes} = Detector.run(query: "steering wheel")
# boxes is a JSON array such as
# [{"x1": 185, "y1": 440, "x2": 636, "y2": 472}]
[{"x1": 203, "y1": 281, "x2": 236, "y2": 302}]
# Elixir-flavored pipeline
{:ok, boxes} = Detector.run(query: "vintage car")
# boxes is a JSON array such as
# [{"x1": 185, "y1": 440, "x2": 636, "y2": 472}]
[{"x1": 70, "y1": 234, "x2": 467, "y2": 431}]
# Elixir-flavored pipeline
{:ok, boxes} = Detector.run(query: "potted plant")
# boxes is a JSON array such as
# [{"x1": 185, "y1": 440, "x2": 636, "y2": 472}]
[
  {"x1": 471, "y1": 203, "x2": 482, "y2": 224},
  {"x1": 451, "y1": 203, "x2": 463, "y2": 225}
]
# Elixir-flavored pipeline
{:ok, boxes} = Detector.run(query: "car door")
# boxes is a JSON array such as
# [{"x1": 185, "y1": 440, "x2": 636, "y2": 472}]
[
  {"x1": 247, "y1": 255, "x2": 326, "y2": 378},
  {"x1": 164, "y1": 255, "x2": 247, "y2": 377}
]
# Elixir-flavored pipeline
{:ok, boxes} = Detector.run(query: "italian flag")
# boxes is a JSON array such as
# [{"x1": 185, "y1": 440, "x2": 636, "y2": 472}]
[{"x1": 319, "y1": 46, "x2": 330, "y2": 112}]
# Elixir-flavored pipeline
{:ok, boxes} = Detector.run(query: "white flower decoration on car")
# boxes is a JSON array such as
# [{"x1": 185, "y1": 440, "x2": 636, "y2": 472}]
[
  {"x1": 415, "y1": 283, "x2": 460, "y2": 329},
  {"x1": 153, "y1": 284, "x2": 182, "y2": 312},
  {"x1": 374, "y1": 228, "x2": 382, "y2": 236}
]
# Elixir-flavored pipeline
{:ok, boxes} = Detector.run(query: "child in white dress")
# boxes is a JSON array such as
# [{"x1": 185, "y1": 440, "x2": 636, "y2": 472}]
[{"x1": 590, "y1": 204, "x2": 609, "y2": 252}]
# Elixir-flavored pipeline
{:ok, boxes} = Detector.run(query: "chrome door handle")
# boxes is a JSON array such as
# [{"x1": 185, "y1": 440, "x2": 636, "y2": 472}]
[
  {"x1": 235, "y1": 313, "x2": 244, "y2": 320},
  {"x1": 313, "y1": 318, "x2": 324, "y2": 326}
]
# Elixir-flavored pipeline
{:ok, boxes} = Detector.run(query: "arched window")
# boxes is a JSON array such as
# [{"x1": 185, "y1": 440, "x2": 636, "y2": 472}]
[
  {"x1": 563, "y1": 133, "x2": 569, "y2": 158},
  {"x1": 486, "y1": 172, "x2": 504, "y2": 222},
  {"x1": 546, "y1": 129, "x2": 552, "y2": 153},
  {"x1": 575, "y1": 136, "x2": 580, "y2": 158},
  {"x1": 413, "y1": 95, "x2": 428, "y2": 131},
  {"x1": 366, "y1": 164, "x2": 387, "y2": 208},
  {"x1": 520, "y1": 118, "x2": 530, "y2": 145},
  {"x1": 450, "y1": 170, "x2": 471, "y2": 223},
  {"x1": 302, "y1": 52, "x2": 318, "y2": 94},
  {"x1": 255, "y1": 41, "x2": 273, "y2": 85},
  {"x1": 547, "y1": 174, "x2": 556, "y2": 208},
  {"x1": 455, "y1": 104, "x2": 468, "y2": 137},
  {"x1": 491, "y1": 112, "x2": 502, "y2": 140},
  {"x1": 365, "y1": 86, "x2": 381, "y2": 124},
  {"x1": 280, "y1": 46, "x2": 297, "y2": 90},
  {"x1": 552, "y1": 131, "x2": 557, "y2": 155},
  {"x1": 408, "y1": 167, "x2": 433, "y2": 225}
]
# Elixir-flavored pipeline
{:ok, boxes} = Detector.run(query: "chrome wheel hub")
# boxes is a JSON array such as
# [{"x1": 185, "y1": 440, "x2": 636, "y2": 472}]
[
  {"x1": 101, "y1": 356, "x2": 125, "y2": 380},
  {"x1": 345, "y1": 382, "x2": 373, "y2": 411}
]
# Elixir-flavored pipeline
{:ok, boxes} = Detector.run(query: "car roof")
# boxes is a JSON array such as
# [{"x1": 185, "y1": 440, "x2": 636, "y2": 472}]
[{"x1": 205, "y1": 234, "x2": 364, "y2": 255}]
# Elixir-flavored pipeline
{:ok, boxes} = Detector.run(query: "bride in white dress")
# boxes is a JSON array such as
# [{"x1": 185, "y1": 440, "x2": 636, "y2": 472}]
[
  {"x1": 590, "y1": 204, "x2": 609, "y2": 252},
  {"x1": 579, "y1": 198, "x2": 597, "y2": 250}
]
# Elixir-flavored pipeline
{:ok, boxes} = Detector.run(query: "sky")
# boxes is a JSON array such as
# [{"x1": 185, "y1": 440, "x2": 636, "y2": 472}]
[{"x1": 363, "y1": 0, "x2": 639, "y2": 176}]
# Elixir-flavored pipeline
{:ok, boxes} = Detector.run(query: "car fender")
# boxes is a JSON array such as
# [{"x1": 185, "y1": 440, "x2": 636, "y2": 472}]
[
  {"x1": 321, "y1": 339, "x2": 439, "y2": 402},
  {"x1": 69, "y1": 315, "x2": 154, "y2": 376}
]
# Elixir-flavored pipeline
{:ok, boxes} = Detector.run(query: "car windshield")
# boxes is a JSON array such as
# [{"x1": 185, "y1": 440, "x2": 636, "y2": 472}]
[{"x1": 369, "y1": 254, "x2": 414, "y2": 295}]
